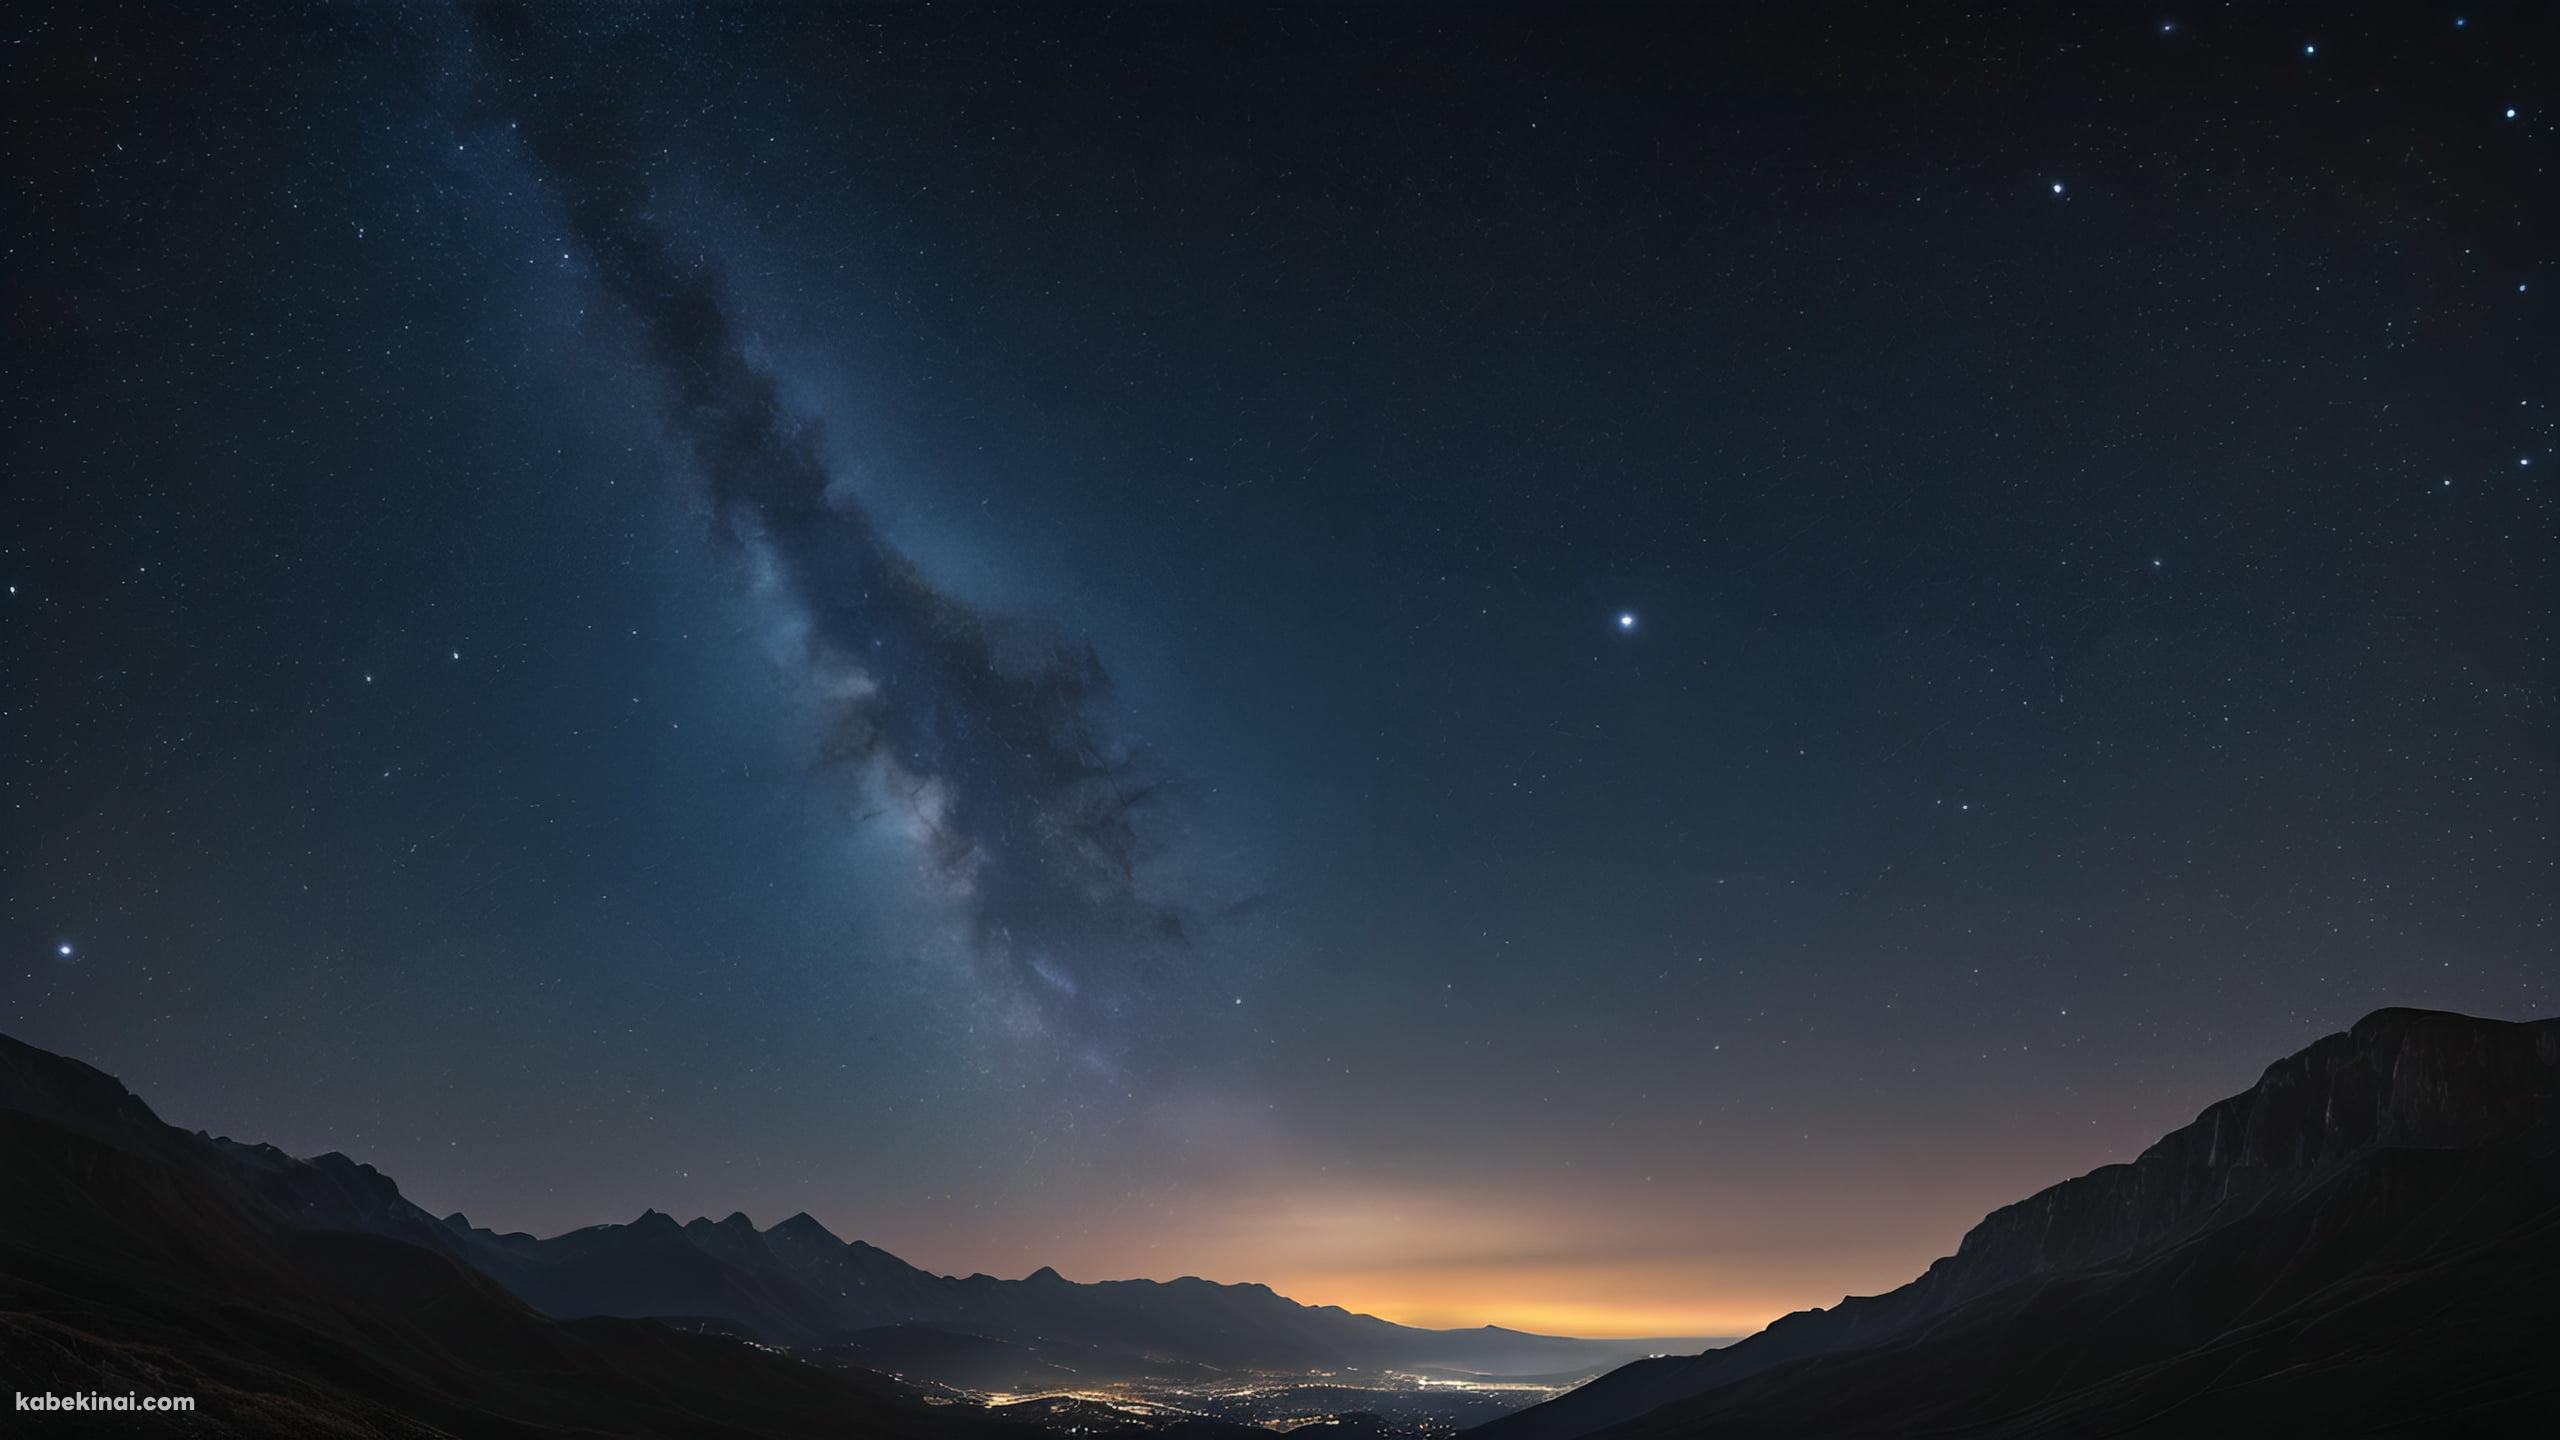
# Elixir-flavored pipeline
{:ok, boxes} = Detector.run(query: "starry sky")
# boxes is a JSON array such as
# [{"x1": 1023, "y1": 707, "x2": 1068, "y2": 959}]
[{"x1": 4, "y1": 3, "x2": 2552, "y2": 1338}]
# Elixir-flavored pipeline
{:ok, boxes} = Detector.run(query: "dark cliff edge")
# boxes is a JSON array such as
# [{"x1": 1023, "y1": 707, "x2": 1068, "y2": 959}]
[{"x1": 1475, "y1": 1008, "x2": 2560, "y2": 1440}]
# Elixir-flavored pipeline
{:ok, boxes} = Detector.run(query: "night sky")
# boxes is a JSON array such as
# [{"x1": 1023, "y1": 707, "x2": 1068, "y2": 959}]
[{"x1": 5, "y1": 3, "x2": 2552, "y2": 1337}]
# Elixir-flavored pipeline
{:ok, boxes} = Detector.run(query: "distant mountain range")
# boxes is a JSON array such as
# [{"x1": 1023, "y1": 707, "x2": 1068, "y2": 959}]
[
  {"x1": 419, "y1": 1201, "x2": 1696, "y2": 1378},
  {"x1": 1476, "y1": 1007, "x2": 2560, "y2": 1440},
  {"x1": 0, "y1": 1055, "x2": 1010, "y2": 1436},
  {"x1": 0, "y1": 1025, "x2": 1700, "y2": 1421},
  {"x1": 5, "y1": 1008, "x2": 2555, "y2": 1436}
]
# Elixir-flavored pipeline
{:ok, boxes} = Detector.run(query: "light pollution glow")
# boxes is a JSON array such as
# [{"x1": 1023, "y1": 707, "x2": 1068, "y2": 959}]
[{"x1": 828, "y1": 1166, "x2": 2054, "y2": 1340}]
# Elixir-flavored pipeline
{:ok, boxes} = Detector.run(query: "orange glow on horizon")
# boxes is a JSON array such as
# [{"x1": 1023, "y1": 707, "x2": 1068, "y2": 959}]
[
  {"x1": 1286, "y1": 1285, "x2": 1781, "y2": 1341},
  {"x1": 850, "y1": 1134, "x2": 2098, "y2": 1345},
  {"x1": 1222, "y1": 1253, "x2": 1877, "y2": 1340},
  {"x1": 921, "y1": 1179, "x2": 2002, "y2": 1342}
]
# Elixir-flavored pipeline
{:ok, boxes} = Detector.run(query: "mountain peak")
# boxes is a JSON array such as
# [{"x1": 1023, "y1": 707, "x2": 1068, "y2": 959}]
[
  {"x1": 765, "y1": 1210, "x2": 843, "y2": 1245},
  {"x1": 1024, "y1": 1264, "x2": 1068, "y2": 1284},
  {"x1": 309, "y1": 1151, "x2": 389, "y2": 1180},
  {"x1": 2351, "y1": 1004, "x2": 2490, "y2": 1033}
]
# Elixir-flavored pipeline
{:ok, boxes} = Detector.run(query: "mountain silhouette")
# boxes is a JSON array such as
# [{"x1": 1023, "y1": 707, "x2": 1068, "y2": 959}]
[
  {"x1": 7, "y1": 1009, "x2": 2553, "y2": 1435},
  {"x1": 0, "y1": 1043, "x2": 1028, "y2": 1438},
  {"x1": 0, "y1": 1027, "x2": 1701, "y2": 1417},
  {"x1": 1473, "y1": 1007, "x2": 2560, "y2": 1440},
  {"x1": 436, "y1": 1184, "x2": 1695, "y2": 1376}
]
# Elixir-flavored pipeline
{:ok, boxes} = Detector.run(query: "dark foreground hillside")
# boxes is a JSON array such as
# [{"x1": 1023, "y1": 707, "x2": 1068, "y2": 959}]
[
  {"x1": 0, "y1": 1102, "x2": 1053, "y2": 1438},
  {"x1": 1477, "y1": 1008, "x2": 2560, "y2": 1440},
  {"x1": 0, "y1": 1028, "x2": 1654, "y2": 1436},
  {"x1": 7, "y1": 1009, "x2": 2555, "y2": 1437},
  {"x1": 0, "y1": 1032, "x2": 1130, "y2": 1438}
]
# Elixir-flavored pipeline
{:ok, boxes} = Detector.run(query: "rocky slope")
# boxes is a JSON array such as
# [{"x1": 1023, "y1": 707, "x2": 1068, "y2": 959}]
[{"x1": 1475, "y1": 1008, "x2": 2560, "y2": 1440}]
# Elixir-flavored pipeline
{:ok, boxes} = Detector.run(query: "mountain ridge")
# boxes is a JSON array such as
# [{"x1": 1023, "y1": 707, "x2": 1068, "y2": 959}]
[
  {"x1": 11, "y1": 1008, "x2": 2551, "y2": 1436},
  {"x1": 0, "y1": 1027, "x2": 1709, "y2": 1380},
  {"x1": 1472, "y1": 1006, "x2": 2560, "y2": 1440},
  {"x1": 0, "y1": 1100, "x2": 1035, "y2": 1438}
]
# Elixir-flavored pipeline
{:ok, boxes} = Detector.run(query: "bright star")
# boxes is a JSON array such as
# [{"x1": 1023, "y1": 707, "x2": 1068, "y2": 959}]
[
  {"x1": 2507, "y1": 108, "x2": 2519, "y2": 119},
  {"x1": 1617, "y1": 612, "x2": 1638, "y2": 631},
  {"x1": 57, "y1": 943, "x2": 73, "y2": 957},
  {"x1": 2051, "y1": 181, "x2": 2065, "y2": 195},
  {"x1": 2304, "y1": 43, "x2": 2316, "y2": 55}
]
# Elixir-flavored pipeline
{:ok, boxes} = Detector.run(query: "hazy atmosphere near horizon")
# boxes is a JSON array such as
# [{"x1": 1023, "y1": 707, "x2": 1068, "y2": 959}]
[{"x1": 5, "y1": 0, "x2": 2551, "y2": 1349}]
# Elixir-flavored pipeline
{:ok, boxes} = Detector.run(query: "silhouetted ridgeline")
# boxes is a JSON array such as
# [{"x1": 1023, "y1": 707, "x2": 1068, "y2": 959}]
[
  {"x1": 5, "y1": 1010, "x2": 2554, "y2": 1436},
  {"x1": 0, "y1": 1026, "x2": 1697, "y2": 1436},
  {"x1": 0, "y1": 1041, "x2": 1023, "y2": 1437},
  {"x1": 1474, "y1": 1007, "x2": 2560, "y2": 1440}
]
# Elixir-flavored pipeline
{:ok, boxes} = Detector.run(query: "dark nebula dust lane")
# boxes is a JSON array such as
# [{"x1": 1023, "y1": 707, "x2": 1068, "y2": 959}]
[{"x1": 464, "y1": 6, "x2": 1217, "y2": 1065}]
